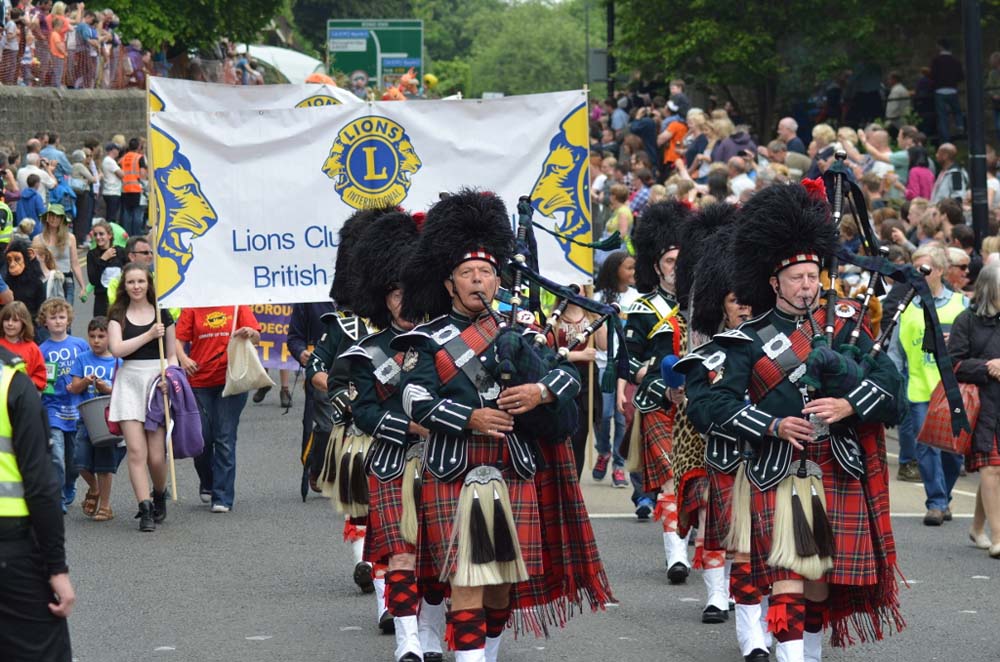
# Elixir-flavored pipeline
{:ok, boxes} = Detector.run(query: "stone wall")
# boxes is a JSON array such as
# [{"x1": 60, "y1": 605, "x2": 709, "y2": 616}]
[{"x1": 0, "y1": 87, "x2": 145, "y2": 153}]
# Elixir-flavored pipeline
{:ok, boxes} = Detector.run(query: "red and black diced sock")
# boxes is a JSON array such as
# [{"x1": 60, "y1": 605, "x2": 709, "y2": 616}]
[
  {"x1": 386, "y1": 569, "x2": 419, "y2": 618},
  {"x1": 420, "y1": 580, "x2": 448, "y2": 606},
  {"x1": 729, "y1": 561, "x2": 762, "y2": 605},
  {"x1": 485, "y1": 605, "x2": 512, "y2": 639},
  {"x1": 805, "y1": 599, "x2": 828, "y2": 634},
  {"x1": 446, "y1": 609, "x2": 486, "y2": 651},
  {"x1": 768, "y1": 593, "x2": 806, "y2": 643}
]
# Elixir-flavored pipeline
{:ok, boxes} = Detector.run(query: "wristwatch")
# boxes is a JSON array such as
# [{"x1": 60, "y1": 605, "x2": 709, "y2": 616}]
[{"x1": 537, "y1": 383, "x2": 551, "y2": 403}]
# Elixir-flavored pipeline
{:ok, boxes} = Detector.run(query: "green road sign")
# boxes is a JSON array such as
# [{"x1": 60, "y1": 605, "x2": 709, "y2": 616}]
[{"x1": 327, "y1": 19, "x2": 424, "y2": 92}]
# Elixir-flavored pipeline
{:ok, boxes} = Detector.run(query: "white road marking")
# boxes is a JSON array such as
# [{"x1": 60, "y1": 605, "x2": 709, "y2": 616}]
[
  {"x1": 153, "y1": 647, "x2": 176, "y2": 652},
  {"x1": 679, "y1": 597, "x2": 700, "y2": 602},
  {"x1": 339, "y1": 626, "x2": 363, "y2": 632},
  {"x1": 245, "y1": 636, "x2": 272, "y2": 641},
  {"x1": 588, "y1": 512, "x2": 973, "y2": 519},
  {"x1": 971, "y1": 575, "x2": 990, "y2": 580},
  {"x1": 960, "y1": 610, "x2": 978, "y2": 614}
]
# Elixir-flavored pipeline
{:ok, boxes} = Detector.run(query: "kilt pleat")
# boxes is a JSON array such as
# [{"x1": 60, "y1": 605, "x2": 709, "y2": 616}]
[
  {"x1": 704, "y1": 469, "x2": 734, "y2": 551},
  {"x1": 640, "y1": 408, "x2": 674, "y2": 492},
  {"x1": 363, "y1": 474, "x2": 414, "y2": 564},
  {"x1": 511, "y1": 438, "x2": 614, "y2": 638},
  {"x1": 415, "y1": 435, "x2": 542, "y2": 583}
]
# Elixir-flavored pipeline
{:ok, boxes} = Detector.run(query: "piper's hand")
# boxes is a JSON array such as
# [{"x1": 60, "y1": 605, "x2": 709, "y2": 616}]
[
  {"x1": 408, "y1": 421, "x2": 430, "y2": 438},
  {"x1": 468, "y1": 408, "x2": 514, "y2": 438},
  {"x1": 666, "y1": 386, "x2": 685, "y2": 405},
  {"x1": 776, "y1": 416, "x2": 813, "y2": 450},
  {"x1": 48, "y1": 573, "x2": 75, "y2": 618},
  {"x1": 801, "y1": 397, "x2": 853, "y2": 424},
  {"x1": 497, "y1": 383, "x2": 544, "y2": 415}
]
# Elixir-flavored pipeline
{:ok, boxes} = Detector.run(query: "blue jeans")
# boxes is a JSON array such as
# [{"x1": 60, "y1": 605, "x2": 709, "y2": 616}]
[
  {"x1": 935, "y1": 92, "x2": 964, "y2": 143},
  {"x1": 193, "y1": 386, "x2": 248, "y2": 508},
  {"x1": 896, "y1": 380, "x2": 917, "y2": 465},
  {"x1": 48, "y1": 428, "x2": 77, "y2": 492},
  {"x1": 595, "y1": 368, "x2": 625, "y2": 467},
  {"x1": 912, "y1": 400, "x2": 963, "y2": 510},
  {"x1": 120, "y1": 205, "x2": 145, "y2": 237},
  {"x1": 61, "y1": 273, "x2": 75, "y2": 304}
]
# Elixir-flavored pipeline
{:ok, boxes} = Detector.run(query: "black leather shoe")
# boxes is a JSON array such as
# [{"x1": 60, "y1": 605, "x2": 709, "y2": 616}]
[
  {"x1": 701, "y1": 605, "x2": 729, "y2": 623},
  {"x1": 151, "y1": 489, "x2": 167, "y2": 523},
  {"x1": 398, "y1": 654, "x2": 421, "y2": 662},
  {"x1": 379, "y1": 611, "x2": 395, "y2": 634},
  {"x1": 745, "y1": 648, "x2": 769, "y2": 661},
  {"x1": 667, "y1": 561, "x2": 689, "y2": 584},
  {"x1": 423, "y1": 654, "x2": 444, "y2": 662},
  {"x1": 136, "y1": 500, "x2": 155, "y2": 532},
  {"x1": 353, "y1": 562, "x2": 375, "y2": 593}
]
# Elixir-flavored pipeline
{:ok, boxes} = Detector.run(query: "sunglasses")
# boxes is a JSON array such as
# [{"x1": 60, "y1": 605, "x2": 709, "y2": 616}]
[{"x1": 954, "y1": 264, "x2": 969, "y2": 271}]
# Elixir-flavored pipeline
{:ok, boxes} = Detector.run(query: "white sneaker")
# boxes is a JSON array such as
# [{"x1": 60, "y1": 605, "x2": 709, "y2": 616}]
[
  {"x1": 199, "y1": 490, "x2": 211, "y2": 504},
  {"x1": 211, "y1": 504, "x2": 230, "y2": 513}
]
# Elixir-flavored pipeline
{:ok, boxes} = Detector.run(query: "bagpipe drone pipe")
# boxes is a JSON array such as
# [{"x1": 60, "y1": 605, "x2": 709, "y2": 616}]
[{"x1": 478, "y1": 198, "x2": 630, "y2": 443}]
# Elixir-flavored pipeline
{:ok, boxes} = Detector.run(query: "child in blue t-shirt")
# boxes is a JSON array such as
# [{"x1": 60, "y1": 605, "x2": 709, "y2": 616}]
[
  {"x1": 38, "y1": 298, "x2": 90, "y2": 512},
  {"x1": 67, "y1": 316, "x2": 123, "y2": 521}
]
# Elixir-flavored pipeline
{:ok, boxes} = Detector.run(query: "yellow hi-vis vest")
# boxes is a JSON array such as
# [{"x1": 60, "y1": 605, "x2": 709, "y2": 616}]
[
  {"x1": 898, "y1": 290, "x2": 966, "y2": 402},
  {"x1": 0, "y1": 364, "x2": 29, "y2": 517}
]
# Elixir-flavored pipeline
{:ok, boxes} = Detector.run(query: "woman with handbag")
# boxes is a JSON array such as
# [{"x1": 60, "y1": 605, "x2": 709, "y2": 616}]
[
  {"x1": 948, "y1": 261, "x2": 1000, "y2": 558},
  {"x1": 107, "y1": 263, "x2": 177, "y2": 533},
  {"x1": 174, "y1": 305, "x2": 261, "y2": 513}
]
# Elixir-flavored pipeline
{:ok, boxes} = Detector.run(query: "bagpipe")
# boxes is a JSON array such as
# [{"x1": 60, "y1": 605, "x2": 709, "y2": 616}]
[
  {"x1": 766, "y1": 158, "x2": 971, "y2": 580},
  {"x1": 475, "y1": 197, "x2": 631, "y2": 442}
]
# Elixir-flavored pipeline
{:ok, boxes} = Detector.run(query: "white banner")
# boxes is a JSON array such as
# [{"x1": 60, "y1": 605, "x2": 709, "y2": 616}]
[
  {"x1": 148, "y1": 77, "x2": 362, "y2": 112},
  {"x1": 150, "y1": 89, "x2": 592, "y2": 308}
]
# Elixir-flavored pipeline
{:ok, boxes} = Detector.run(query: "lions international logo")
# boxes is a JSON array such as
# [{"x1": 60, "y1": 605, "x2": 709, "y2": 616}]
[
  {"x1": 530, "y1": 103, "x2": 592, "y2": 276},
  {"x1": 321, "y1": 116, "x2": 421, "y2": 209},
  {"x1": 151, "y1": 127, "x2": 218, "y2": 299},
  {"x1": 296, "y1": 94, "x2": 342, "y2": 108}
]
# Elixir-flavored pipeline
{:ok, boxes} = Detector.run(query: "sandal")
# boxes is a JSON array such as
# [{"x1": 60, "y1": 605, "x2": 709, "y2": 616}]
[
  {"x1": 82, "y1": 490, "x2": 100, "y2": 517},
  {"x1": 93, "y1": 506, "x2": 114, "y2": 522}
]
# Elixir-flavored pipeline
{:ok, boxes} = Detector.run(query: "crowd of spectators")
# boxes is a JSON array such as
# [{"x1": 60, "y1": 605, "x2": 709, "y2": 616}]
[
  {"x1": 1, "y1": 1, "x2": 153, "y2": 89},
  {"x1": 586, "y1": 57, "x2": 1000, "y2": 556}
]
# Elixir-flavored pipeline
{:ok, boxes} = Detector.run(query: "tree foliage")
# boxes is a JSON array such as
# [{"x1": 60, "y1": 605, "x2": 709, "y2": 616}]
[{"x1": 102, "y1": 0, "x2": 284, "y2": 49}]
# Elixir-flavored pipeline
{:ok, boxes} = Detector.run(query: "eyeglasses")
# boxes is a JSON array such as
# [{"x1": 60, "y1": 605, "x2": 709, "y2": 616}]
[
  {"x1": 954, "y1": 264, "x2": 969, "y2": 271},
  {"x1": 130, "y1": 250, "x2": 153, "y2": 256}
]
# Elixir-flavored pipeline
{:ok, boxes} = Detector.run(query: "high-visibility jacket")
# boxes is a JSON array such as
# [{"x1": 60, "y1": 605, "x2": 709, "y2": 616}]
[
  {"x1": 0, "y1": 201, "x2": 13, "y2": 244},
  {"x1": 0, "y1": 364, "x2": 29, "y2": 517},
  {"x1": 121, "y1": 151, "x2": 143, "y2": 194},
  {"x1": 899, "y1": 289, "x2": 966, "y2": 402}
]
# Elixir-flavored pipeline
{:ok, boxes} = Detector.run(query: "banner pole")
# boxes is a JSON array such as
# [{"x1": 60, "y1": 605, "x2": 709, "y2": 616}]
[
  {"x1": 585, "y1": 283, "x2": 596, "y2": 471},
  {"x1": 146, "y1": 78, "x2": 177, "y2": 502}
]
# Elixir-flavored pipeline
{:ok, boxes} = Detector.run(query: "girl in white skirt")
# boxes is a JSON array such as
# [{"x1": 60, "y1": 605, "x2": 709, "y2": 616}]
[{"x1": 107, "y1": 263, "x2": 177, "y2": 532}]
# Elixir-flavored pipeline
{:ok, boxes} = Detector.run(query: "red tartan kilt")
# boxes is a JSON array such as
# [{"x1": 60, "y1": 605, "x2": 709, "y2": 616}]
[
  {"x1": 966, "y1": 436, "x2": 1000, "y2": 472},
  {"x1": 363, "y1": 474, "x2": 414, "y2": 564},
  {"x1": 704, "y1": 469, "x2": 734, "y2": 551},
  {"x1": 415, "y1": 435, "x2": 542, "y2": 583},
  {"x1": 678, "y1": 471, "x2": 708, "y2": 538},
  {"x1": 640, "y1": 409, "x2": 674, "y2": 492},
  {"x1": 749, "y1": 441, "x2": 877, "y2": 588}
]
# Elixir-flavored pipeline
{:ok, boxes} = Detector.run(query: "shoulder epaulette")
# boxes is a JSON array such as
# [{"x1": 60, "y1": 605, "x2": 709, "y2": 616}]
[
  {"x1": 713, "y1": 328, "x2": 753, "y2": 344},
  {"x1": 671, "y1": 352, "x2": 706, "y2": 375}
]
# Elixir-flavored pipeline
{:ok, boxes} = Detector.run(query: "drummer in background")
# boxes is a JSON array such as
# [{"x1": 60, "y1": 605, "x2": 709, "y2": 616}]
[{"x1": 66, "y1": 317, "x2": 123, "y2": 522}]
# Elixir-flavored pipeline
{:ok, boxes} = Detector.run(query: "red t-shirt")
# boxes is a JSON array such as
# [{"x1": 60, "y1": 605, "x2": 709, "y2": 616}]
[
  {"x1": 0, "y1": 337, "x2": 48, "y2": 390},
  {"x1": 175, "y1": 306, "x2": 261, "y2": 389}
]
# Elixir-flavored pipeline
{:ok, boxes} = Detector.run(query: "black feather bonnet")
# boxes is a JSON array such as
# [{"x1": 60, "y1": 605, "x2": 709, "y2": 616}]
[
  {"x1": 349, "y1": 211, "x2": 421, "y2": 330},
  {"x1": 401, "y1": 189, "x2": 513, "y2": 321},
  {"x1": 632, "y1": 200, "x2": 691, "y2": 293}
]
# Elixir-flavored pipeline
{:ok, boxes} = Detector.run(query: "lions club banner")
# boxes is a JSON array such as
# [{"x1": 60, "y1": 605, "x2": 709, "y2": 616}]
[
  {"x1": 150, "y1": 89, "x2": 591, "y2": 308},
  {"x1": 148, "y1": 77, "x2": 362, "y2": 112}
]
